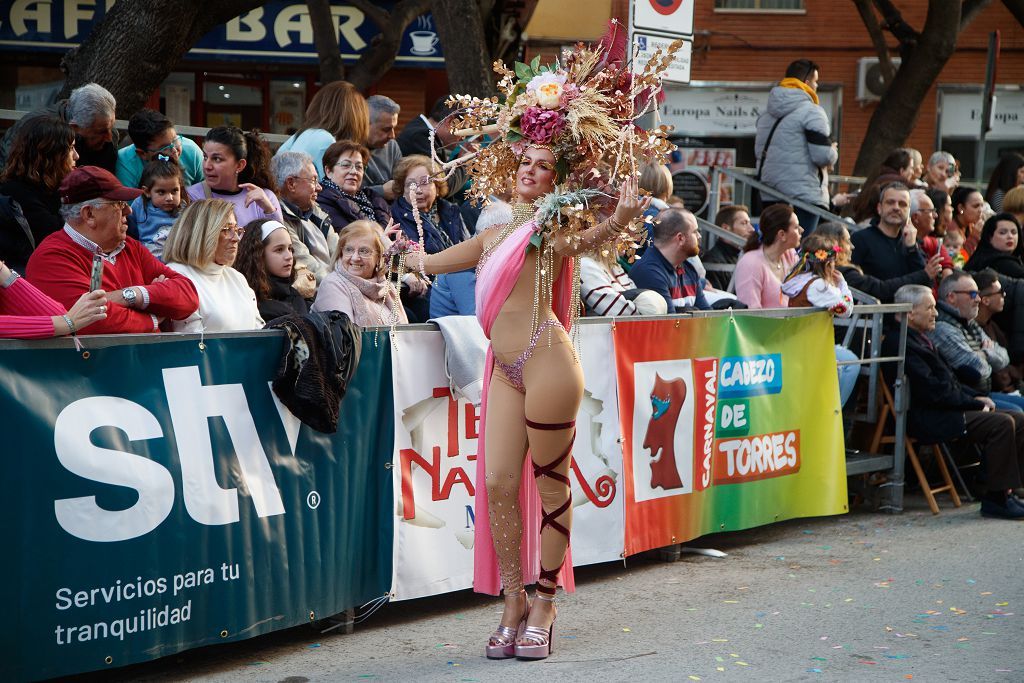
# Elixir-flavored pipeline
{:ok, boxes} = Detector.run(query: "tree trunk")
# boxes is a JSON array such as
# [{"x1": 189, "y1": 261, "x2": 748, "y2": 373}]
[
  {"x1": 431, "y1": 0, "x2": 498, "y2": 97},
  {"x1": 852, "y1": 0, "x2": 994, "y2": 176},
  {"x1": 346, "y1": 0, "x2": 432, "y2": 92},
  {"x1": 58, "y1": 0, "x2": 265, "y2": 118},
  {"x1": 307, "y1": 0, "x2": 346, "y2": 84},
  {"x1": 485, "y1": 0, "x2": 539, "y2": 66}
]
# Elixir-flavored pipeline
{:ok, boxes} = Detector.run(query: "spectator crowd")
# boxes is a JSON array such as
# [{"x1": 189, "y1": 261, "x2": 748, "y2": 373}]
[{"x1": 2, "y1": 68, "x2": 1024, "y2": 518}]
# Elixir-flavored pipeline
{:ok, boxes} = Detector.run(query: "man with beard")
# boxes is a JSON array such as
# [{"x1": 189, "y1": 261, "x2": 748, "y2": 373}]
[{"x1": 629, "y1": 208, "x2": 710, "y2": 312}]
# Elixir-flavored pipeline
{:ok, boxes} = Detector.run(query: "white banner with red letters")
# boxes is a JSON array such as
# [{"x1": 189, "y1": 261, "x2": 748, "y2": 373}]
[{"x1": 389, "y1": 322, "x2": 625, "y2": 601}]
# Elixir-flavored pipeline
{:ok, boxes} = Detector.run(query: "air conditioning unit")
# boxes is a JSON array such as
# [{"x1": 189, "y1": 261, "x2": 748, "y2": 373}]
[{"x1": 857, "y1": 57, "x2": 901, "y2": 102}]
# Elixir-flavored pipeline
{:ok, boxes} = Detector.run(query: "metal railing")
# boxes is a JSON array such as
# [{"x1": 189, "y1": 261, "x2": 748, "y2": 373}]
[
  {"x1": 709, "y1": 165, "x2": 852, "y2": 228},
  {"x1": 695, "y1": 216, "x2": 746, "y2": 293}
]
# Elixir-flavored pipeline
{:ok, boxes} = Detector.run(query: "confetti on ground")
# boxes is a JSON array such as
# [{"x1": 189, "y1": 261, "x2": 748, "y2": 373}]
[
  {"x1": 807, "y1": 668, "x2": 822, "y2": 673},
  {"x1": 724, "y1": 600, "x2": 739, "y2": 604},
  {"x1": 307, "y1": 644, "x2": 321, "y2": 649},
  {"x1": 688, "y1": 676, "x2": 700, "y2": 681},
  {"x1": 735, "y1": 661, "x2": 749, "y2": 666},
  {"x1": 712, "y1": 638, "x2": 729, "y2": 642},
  {"x1": 622, "y1": 628, "x2": 631, "y2": 632},
  {"x1": 716, "y1": 667, "x2": 725, "y2": 672}
]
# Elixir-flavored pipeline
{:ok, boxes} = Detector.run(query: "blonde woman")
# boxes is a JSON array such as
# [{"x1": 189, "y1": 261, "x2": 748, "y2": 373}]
[
  {"x1": 163, "y1": 198, "x2": 263, "y2": 332},
  {"x1": 312, "y1": 220, "x2": 407, "y2": 326}
]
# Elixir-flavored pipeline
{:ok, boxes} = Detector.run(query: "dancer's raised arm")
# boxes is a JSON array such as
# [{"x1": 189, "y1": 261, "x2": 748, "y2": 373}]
[{"x1": 552, "y1": 176, "x2": 651, "y2": 257}]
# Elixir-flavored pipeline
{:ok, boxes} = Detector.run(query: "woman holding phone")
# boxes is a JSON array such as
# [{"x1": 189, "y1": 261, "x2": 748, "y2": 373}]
[{"x1": 0, "y1": 260, "x2": 106, "y2": 338}]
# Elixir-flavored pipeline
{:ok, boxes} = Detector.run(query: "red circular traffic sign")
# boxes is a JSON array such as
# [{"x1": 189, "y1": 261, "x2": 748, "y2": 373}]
[{"x1": 650, "y1": 0, "x2": 684, "y2": 15}]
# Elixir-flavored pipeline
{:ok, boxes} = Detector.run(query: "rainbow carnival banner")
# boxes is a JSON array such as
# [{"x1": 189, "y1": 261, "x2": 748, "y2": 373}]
[{"x1": 614, "y1": 313, "x2": 848, "y2": 556}]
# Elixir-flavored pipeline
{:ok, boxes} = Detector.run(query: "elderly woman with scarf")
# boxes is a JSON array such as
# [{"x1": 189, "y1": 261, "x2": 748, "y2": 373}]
[
  {"x1": 312, "y1": 220, "x2": 406, "y2": 327},
  {"x1": 316, "y1": 140, "x2": 391, "y2": 230}
]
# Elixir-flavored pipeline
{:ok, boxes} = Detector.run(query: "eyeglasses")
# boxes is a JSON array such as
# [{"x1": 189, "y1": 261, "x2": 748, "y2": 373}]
[
  {"x1": 97, "y1": 200, "x2": 129, "y2": 212},
  {"x1": 143, "y1": 135, "x2": 182, "y2": 156},
  {"x1": 981, "y1": 289, "x2": 1006, "y2": 298},
  {"x1": 914, "y1": 209, "x2": 938, "y2": 216},
  {"x1": 220, "y1": 223, "x2": 244, "y2": 239},
  {"x1": 952, "y1": 290, "x2": 979, "y2": 299},
  {"x1": 292, "y1": 175, "x2": 320, "y2": 186},
  {"x1": 405, "y1": 178, "x2": 433, "y2": 191},
  {"x1": 342, "y1": 246, "x2": 375, "y2": 258},
  {"x1": 334, "y1": 160, "x2": 365, "y2": 172}
]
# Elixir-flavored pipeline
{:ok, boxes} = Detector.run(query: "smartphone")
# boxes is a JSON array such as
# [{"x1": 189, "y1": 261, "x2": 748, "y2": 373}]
[{"x1": 89, "y1": 255, "x2": 104, "y2": 292}]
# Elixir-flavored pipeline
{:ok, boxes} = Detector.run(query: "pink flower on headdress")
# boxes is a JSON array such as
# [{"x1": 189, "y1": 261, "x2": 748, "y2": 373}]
[
  {"x1": 519, "y1": 106, "x2": 566, "y2": 145},
  {"x1": 527, "y1": 72, "x2": 568, "y2": 109}
]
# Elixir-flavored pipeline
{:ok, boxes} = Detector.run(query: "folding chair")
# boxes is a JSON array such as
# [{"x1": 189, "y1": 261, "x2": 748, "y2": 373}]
[{"x1": 869, "y1": 380, "x2": 962, "y2": 515}]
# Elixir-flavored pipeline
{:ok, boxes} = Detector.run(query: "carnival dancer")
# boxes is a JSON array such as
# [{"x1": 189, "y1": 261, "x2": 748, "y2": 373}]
[{"x1": 390, "y1": 23, "x2": 681, "y2": 661}]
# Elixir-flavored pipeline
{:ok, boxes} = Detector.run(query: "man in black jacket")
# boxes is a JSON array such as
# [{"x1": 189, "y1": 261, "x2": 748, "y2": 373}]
[
  {"x1": 883, "y1": 284, "x2": 1024, "y2": 519},
  {"x1": 850, "y1": 183, "x2": 942, "y2": 302}
]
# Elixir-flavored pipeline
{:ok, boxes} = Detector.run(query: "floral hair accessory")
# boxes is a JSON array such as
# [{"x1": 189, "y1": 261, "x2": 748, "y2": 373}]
[
  {"x1": 810, "y1": 247, "x2": 838, "y2": 263},
  {"x1": 441, "y1": 19, "x2": 683, "y2": 206}
]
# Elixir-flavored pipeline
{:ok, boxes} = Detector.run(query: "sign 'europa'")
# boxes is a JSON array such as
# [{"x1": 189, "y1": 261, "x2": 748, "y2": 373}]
[{"x1": 53, "y1": 366, "x2": 286, "y2": 543}]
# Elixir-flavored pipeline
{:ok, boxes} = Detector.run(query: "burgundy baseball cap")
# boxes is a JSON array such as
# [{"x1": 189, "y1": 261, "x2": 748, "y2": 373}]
[{"x1": 60, "y1": 166, "x2": 143, "y2": 204}]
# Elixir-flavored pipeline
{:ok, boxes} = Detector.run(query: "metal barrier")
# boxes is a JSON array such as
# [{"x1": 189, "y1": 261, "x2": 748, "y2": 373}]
[
  {"x1": 709, "y1": 165, "x2": 852, "y2": 229},
  {"x1": 694, "y1": 216, "x2": 746, "y2": 292}
]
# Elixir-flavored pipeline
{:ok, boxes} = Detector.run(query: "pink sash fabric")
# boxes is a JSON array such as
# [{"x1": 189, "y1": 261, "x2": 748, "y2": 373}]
[{"x1": 472, "y1": 220, "x2": 577, "y2": 595}]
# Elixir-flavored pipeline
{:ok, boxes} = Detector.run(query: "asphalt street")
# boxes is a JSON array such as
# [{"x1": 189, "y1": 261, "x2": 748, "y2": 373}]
[{"x1": 84, "y1": 495, "x2": 1022, "y2": 683}]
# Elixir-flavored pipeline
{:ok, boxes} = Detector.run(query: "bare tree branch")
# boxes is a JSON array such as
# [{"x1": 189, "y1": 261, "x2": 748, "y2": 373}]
[
  {"x1": 961, "y1": 0, "x2": 993, "y2": 27},
  {"x1": 1002, "y1": 0, "x2": 1024, "y2": 26},
  {"x1": 58, "y1": 0, "x2": 266, "y2": 115},
  {"x1": 853, "y1": 0, "x2": 895, "y2": 85},
  {"x1": 871, "y1": 0, "x2": 920, "y2": 54},
  {"x1": 348, "y1": 0, "x2": 391, "y2": 31},
  {"x1": 346, "y1": 0, "x2": 432, "y2": 92},
  {"x1": 307, "y1": 0, "x2": 345, "y2": 84}
]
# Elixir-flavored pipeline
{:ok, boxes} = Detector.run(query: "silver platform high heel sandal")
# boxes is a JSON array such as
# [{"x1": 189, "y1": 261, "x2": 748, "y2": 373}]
[
  {"x1": 514, "y1": 587, "x2": 556, "y2": 660},
  {"x1": 485, "y1": 590, "x2": 528, "y2": 659}
]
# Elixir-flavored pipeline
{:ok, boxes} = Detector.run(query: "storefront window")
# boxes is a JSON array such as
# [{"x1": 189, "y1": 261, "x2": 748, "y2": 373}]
[
  {"x1": 203, "y1": 78, "x2": 263, "y2": 130},
  {"x1": 937, "y1": 86, "x2": 1024, "y2": 182},
  {"x1": 269, "y1": 80, "x2": 307, "y2": 135}
]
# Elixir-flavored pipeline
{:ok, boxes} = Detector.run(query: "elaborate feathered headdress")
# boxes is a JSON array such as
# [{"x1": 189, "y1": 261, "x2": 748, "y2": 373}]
[{"x1": 438, "y1": 19, "x2": 682, "y2": 206}]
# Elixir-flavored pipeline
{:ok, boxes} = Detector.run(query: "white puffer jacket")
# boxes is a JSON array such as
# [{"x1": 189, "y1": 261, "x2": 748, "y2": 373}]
[{"x1": 754, "y1": 85, "x2": 837, "y2": 208}]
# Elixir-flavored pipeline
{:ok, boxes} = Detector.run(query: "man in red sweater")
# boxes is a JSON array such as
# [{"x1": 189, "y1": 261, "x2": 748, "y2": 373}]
[{"x1": 26, "y1": 166, "x2": 198, "y2": 333}]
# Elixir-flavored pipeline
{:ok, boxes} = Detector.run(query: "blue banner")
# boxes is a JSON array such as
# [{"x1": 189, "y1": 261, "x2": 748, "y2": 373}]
[
  {"x1": 0, "y1": 332, "x2": 394, "y2": 681},
  {"x1": 0, "y1": 1, "x2": 444, "y2": 67}
]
